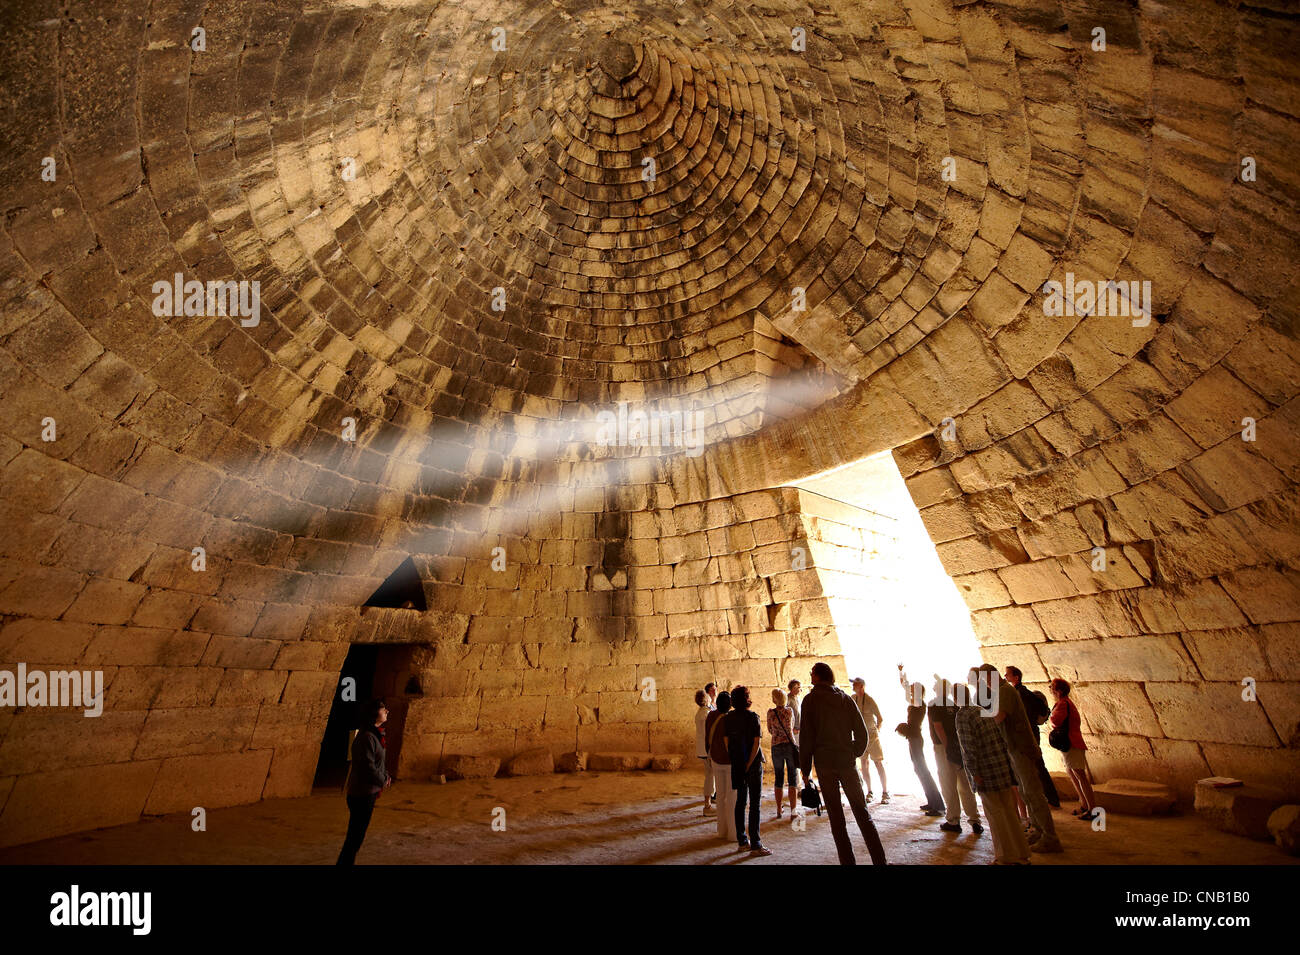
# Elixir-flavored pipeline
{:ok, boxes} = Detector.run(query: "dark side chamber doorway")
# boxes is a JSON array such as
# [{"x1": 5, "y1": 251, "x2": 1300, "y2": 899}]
[{"x1": 311, "y1": 642, "x2": 426, "y2": 790}]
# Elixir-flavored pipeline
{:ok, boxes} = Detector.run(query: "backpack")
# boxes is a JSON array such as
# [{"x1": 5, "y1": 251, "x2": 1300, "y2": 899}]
[{"x1": 1030, "y1": 690, "x2": 1050, "y2": 725}]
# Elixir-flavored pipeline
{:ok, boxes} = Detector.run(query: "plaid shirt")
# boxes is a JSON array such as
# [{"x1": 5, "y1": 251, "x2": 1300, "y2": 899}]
[{"x1": 954, "y1": 704, "x2": 1016, "y2": 793}]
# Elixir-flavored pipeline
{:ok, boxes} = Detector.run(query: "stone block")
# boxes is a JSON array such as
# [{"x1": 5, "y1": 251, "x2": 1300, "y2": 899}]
[
  {"x1": 587, "y1": 751, "x2": 655, "y2": 771},
  {"x1": 0, "y1": 760, "x2": 161, "y2": 848},
  {"x1": 651, "y1": 754, "x2": 684, "y2": 771},
  {"x1": 1146, "y1": 682, "x2": 1279, "y2": 746},
  {"x1": 262, "y1": 744, "x2": 318, "y2": 800},
  {"x1": 441, "y1": 754, "x2": 501, "y2": 780},
  {"x1": 504, "y1": 748, "x2": 554, "y2": 776},
  {"x1": 0, "y1": 618, "x2": 96, "y2": 664},
  {"x1": 556, "y1": 751, "x2": 588, "y2": 773},
  {"x1": 0, "y1": 709, "x2": 144, "y2": 774},
  {"x1": 1267, "y1": 805, "x2": 1300, "y2": 855},
  {"x1": 144, "y1": 749, "x2": 274, "y2": 816},
  {"x1": 1038, "y1": 635, "x2": 1199, "y2": 682},
  {"x1": 1049, "y1": 772, "x2": 1079, "y2": 802},
  {"x1": 1092, "y1": 778, "x2": 1177, "y2": 815},
  {"x1": 1194, "y1": 780, "x2": 1288, "y2": 840}
]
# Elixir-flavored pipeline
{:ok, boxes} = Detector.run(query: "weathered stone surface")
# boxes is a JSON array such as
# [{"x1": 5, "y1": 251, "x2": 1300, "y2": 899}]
[
  {"x1": 587, "y1": 752, "x2": 655, "y2": 772},
  {"x1": 1194, "y1": 780, "x2": 1289, "y2": 840},
  {"x1": 556, "y1": 751, "x2": 588, "y2": 773},
  {"x1": 504, "y1": 748, "x2": 555, "y2": 777},
  {"x1": 1267, "y1": 805, "x2": 1300, "y2": 855},
  {"x1": 144, "y1": 750, "x2": 274, "y2": 816},
  {"x1": 441, "y1": 755, "x2": 501, "y2": 781},
  {"x1": 0, "y1": 0, "x2": 1296, "y2": 850},
  {"x1": 1093, "y1": 779, "x2": 1177, "y2": 815},
  {"x1": 650, "y1": 754, "x2": 684, "y2": 771},
  {"x1": 1049, "y1": 773, "x2": 1079, "y2": 802}
]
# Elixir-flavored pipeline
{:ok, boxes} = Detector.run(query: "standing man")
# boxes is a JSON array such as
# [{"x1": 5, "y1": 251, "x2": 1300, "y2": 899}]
[
  {"x1": 705, "y1": 682, "x2": 718, "y2": 709},
  {"x1": 929, "y1": 678, "x2": 982, "y2": 835},
  {"x1": 980, "y1": 664, "x2": 1062, "y2": 853},
  {"x1": 955, "y1": 671, "x2": 1030, "y2": 865},
  {"x1": 850, "y1": 677, "x2": 889, "y2": 804},
  {"x1": 337, "y1": 698, "x2": 391, "y2": 865},
  {"x1": 799, "y1": 662, "x2": 888, "y2": 865},
  {"x1": 1004, "y1": 666, "x2": 1060, "y2": 808}
]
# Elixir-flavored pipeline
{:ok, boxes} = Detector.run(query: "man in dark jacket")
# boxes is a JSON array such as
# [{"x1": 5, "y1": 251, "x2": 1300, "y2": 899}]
[
  {"x1": 1004, "y1": 666, "x2": 1060, "y2": 807},
  {"x1": 337, "y1": 698, "x2": 391, "y2": 865},
  {"x1": 798, "y1": 662, "x2": 888, "y2": 865}
]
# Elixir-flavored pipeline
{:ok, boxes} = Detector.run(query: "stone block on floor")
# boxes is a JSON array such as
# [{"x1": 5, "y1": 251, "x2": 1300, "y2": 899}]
[
  {"x1": 556, "y1": 751, "x2": 588, "y2": 773},
  {"x1": 1194, "y1": 779, "x2": 1288, "y2": 840},
  {"x1": 1050, "y1": 772, "x2": 1079, "y2": 801},
  {"x1": 1267, "y1": 805, "x2": 1300, "y2": 855},
  {"x1": 588, "y1": 751, "x2": 654, "y2": 771},
  {"x1": 504, "y1": 748, "x2": 554, "y2": 776},
  {"x1": 1092, "y1": 778, "x2": 1177, "y2": 815},
  {"x1": 442, "y1": 754, "x2": 500, "y2": 780}
]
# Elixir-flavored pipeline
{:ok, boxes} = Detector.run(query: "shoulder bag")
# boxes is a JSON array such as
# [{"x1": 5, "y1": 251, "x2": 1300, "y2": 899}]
[{"x1": 1048, "y1": 700, "x2": 1073, "y2": 753}]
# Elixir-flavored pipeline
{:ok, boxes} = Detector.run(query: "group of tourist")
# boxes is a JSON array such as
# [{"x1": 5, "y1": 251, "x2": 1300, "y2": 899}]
[
  {"x1": 694, "y1": 661, "x2": 1100, "y2": 865},
  {"x1": 338, "y1": 662, "x2": 1098, "y2": 866}
]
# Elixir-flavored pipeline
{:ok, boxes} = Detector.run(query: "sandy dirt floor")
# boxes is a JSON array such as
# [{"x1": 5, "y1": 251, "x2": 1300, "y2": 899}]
[{"x1": 1, "y1": 769, "x2": 1294, "y2": 865}]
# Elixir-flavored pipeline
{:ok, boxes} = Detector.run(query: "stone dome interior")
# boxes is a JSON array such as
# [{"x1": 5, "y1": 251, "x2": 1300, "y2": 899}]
[{"x1": 0, "y1": 0, "x2": 1297, "y2": 847}]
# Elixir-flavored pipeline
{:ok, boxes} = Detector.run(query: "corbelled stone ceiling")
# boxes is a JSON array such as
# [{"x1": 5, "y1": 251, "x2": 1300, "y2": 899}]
[{"x1": 0, "y1": 0, "x2": 1297, "y2": 846}]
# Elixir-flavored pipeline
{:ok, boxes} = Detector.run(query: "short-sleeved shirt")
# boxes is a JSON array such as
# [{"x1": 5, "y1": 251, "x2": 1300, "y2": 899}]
[
  {"x1": 1051, "y1": 698, "x2": 1087, "y2": 751},
  {"x1": 767, "y1": 706, "x2": 795, "y2": 746},
  {"x1": 789, "y1": 695, "x2": 802, "y2": 734},
  {"x1": 726, "y1": 709, "x2": 764, "y2": 784},
  {"x1": 853, "y1": 692, "x2": 883, "y2": 739},
  {"x1": 929, "y1": 703, "x2": 962, "y2": 765}
]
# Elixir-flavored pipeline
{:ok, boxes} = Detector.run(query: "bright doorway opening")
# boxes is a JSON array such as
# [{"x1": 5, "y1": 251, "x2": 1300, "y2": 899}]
[{"x1": 790, "y1": 450, "x2": 982, "y2": 780}]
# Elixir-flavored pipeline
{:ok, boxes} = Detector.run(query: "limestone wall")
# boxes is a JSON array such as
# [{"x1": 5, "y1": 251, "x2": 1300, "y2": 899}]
[{"x1": 1, "y1": 0, "x2": 1298, "y2": 847}]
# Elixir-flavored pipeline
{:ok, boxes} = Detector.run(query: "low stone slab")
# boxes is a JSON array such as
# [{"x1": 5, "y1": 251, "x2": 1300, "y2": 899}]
[
  {"x1": 442, "y1": 754, "x2": 500, "y2": 780},
  {"x1": 556, "y1": 751, "x2": 587, "y2": 773},
  {"x1": 505, "y1": 749, "x2": 554, "y2": 776},
  {"x1": 1194, "y1": 780, "x2": 1287, "y2": 840},
  {"x1": 1267, "y1": 805, "x2": 1300, "y2": 855},
  {"x1": 1093, "y1": 779, "x2": 1176, "y2": 815},
  {"x1": 651, "y1": 754, "x2": 684, "y2": 771},
  {"x1": 587, "y1": 751, "x2": 654, "y2": 771},
  {"x1": 1050, "y1": 772, "x2": 1079, "y2": 801}
]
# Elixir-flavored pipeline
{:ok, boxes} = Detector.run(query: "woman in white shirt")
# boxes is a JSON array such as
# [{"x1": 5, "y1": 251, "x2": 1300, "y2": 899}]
[{"x1": 695, "y1": 689, "x2": 715, "y2": 815}]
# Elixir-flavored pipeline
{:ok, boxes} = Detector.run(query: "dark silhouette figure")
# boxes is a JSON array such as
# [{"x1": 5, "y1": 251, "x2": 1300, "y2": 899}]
[
  {"x1": 726, "y1": 685, "x2": 770, "y2": 855},
  {"x1": 337, "y1": 699, "x2": 391, "y2": 865},
  {"x1": 798, "y1": 662, "x2": 888, "y2": 865},
  {"x1": 898, "y1": 669, "x2": 945, "y2": 816}
]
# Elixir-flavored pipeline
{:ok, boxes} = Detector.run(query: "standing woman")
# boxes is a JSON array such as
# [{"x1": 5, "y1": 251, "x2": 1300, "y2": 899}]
[
  {"x1": 767, "y1": 688, "x2": 799, "y2": 818},
  {"x1": 707, "y1": 691, "x2": 737, "y2": 842},
  {"x1": 787, "y1": 679, "x2": 803, "y2": 745},
  {"x1": 897, "y1": 670, "x2": 945, "y2": 817},
  {"x1": 695, "y1": 689, "x2": 716, "y2": 816},
  {"x1": 1049, "y1": 678, "x2": 1098, "y2": 820}
]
